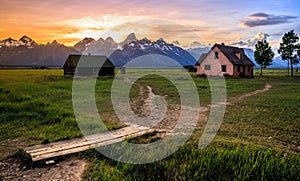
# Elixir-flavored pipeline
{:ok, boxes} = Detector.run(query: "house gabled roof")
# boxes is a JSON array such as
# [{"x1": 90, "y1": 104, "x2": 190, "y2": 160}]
[
  {"x1": 196, "y1": 44, "x2": 255, "y2": 66},
  {"x1": 63, "y1": 55, "x2": 115, "y2": 68},
  {"x1": 196, "y1": 53, "x2": 209, "y2": 66},
  {"x1": 213, "y1": 44, "x2": 254, "y2": 66}
]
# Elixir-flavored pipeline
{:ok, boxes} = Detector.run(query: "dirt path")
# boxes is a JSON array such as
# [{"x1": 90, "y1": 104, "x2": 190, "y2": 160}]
[
  {"x1": 0, "y1": 84, "x2": 272, "y2": 181},
  {"x1": 0, "y1": 158, "x2": 86, "y2": 181},
  {"x1": 151, "y1": 84, "x2": 272, "y2": 132},
  {"x1": 233, "y1": 84, "x2": 272, "y2": 102}
]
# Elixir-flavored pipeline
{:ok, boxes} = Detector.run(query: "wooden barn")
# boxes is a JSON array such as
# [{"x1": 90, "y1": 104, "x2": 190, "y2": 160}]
[
  {"x1": 63, "y1": 55, "x2": 115, "y2": 76},
  {"x1": 196, "y1": 44, "x2": 254, "y2": 77}
]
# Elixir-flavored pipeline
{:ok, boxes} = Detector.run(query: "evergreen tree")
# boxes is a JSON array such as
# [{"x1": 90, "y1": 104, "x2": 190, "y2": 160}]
[
  {"x1": 254, "y1": 40, "x2": 274, "y2": 76},
  {"x1": 278, "y1": 30, "x2": 300, "y2": 77}
]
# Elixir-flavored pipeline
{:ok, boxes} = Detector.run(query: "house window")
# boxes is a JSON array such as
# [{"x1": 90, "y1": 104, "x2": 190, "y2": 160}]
[
  {"x1": 221, "y1": 65, "x2": 227, "y2": 72},
  {"x1": 204, "y1": 64, "x2": 211, "y2": 70},
  {"x1": 248, "y1": 66, "x2": 251, "y2": 72},
  {"x1": 214, "y1": 52, "x2": 219, "y2": 59},
  {"x1": 237, "y1": 66, "x2": 240, "y2": 72}
]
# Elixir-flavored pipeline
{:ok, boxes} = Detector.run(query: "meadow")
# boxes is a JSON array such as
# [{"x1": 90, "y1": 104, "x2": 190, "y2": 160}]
[{"x1": 0, "y1": 69, "x2": 299, "y2": 180}]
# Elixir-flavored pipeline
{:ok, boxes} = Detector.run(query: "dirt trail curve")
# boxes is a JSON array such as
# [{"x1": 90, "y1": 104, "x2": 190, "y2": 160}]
[
  {"x1": 154, "y1": 83, "x2": 272, "y2": 131},
  {"x1": 212, "y1": 83, "x2": 272, "y2": 113},
  {"x1": 234, "y1": 84, "x2": 272, "y2": 102}
]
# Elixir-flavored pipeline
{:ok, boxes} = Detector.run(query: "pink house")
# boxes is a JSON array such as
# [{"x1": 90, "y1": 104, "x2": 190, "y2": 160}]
[{"x1": 196, "y1": 44, "x2": 254, "y2": 77}]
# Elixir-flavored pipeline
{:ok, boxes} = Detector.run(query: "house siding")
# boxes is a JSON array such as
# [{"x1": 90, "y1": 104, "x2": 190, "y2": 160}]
[
  {"x1": 196, "y1": 44, "x2": 254, "y2": 77},
  {"x1": 197, "y1": 47, "x2": 234, "y2": 76},
  {"x1": 233, "y1": 65, "x2": 253, "y2": 77},
  {"x1": 197, "y1": 66, "x2": 205, "y2": 75}
]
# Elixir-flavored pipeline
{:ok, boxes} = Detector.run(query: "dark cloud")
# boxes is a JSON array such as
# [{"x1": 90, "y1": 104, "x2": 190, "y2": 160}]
[
  {"x1": 172, "y1": 40, "x2": 181, "y2": 46},
  {"x1": 241, "y1": 12, "x2": 298, "y2": 28},
  {"x1": 190, "y1": 41, "x2": 203, "y2": 48},
  {"x1": 230, "y1": 41, "x2": 248, "y2": 46},
  {"x1": 271, "y1": 32, "x2": 285, "y2": 37},
  {"x1": 249, "y1": 12, "x2": 270, "y2": 18}
]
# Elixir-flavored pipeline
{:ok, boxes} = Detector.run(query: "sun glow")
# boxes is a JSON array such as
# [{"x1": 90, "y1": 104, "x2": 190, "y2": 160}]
[{"x1": 58, "y1": 15, "x2": 151, "y2": 43}]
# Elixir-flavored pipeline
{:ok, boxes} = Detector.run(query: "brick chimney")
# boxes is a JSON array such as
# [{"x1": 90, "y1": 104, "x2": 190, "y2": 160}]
[{"x1": 240, "y1": 49, "x2": 244, "y2": 60}]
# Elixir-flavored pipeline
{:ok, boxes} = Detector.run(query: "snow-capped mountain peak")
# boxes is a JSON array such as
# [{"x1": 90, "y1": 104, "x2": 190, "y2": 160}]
[
  {"x1": 0, "y1": 36, "x2": 79, "y2": 66},
  {"x1": 109, "y1": 37, "x2": 196, "y2": 67},
  {"x1": 19, "y1": 35, "x2": 32, "y2": 43},
  {"x1": 19, "y1": 35, "x2": 37, "y2": 47},
  {"x1": 75, "y1": 34, "x2": 196, "y2": 67},
  {"x1": 125, "y1": 33, "x2": 137, "y2": 43},
  {"x1": 73, "y1": 37, "x2": 95, "y2": 52},
  {"x1": 243, "y1": 48, "x2": 287, "y2": 69},
  {"x1": 157, "y1": 38, "x2": 165, "y2": 43},
  {"x1": 120, "y1": 33, "x2": 138, "y2": 47},
  {"x1": 0, "y1": 35, "x2": 37, "y2": 48},
  {"x1": 0, "y1": 37, "x2": 20, "y2": 47}
]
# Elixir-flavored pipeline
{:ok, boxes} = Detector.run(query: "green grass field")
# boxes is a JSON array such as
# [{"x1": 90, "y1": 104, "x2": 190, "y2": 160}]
[{"x1": 0, "y1": 69, "x2": 299, "y2": 180}]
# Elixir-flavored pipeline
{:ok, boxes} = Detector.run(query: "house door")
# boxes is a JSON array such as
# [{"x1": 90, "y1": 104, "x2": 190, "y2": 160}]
[{"x1": 242, "y1": 66, "x2": 246, "y2": 77}]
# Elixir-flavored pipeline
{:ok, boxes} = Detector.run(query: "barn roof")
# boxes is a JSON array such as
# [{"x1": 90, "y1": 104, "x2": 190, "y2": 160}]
[
  {"x1": 197, "y1": 44, "x2": 254, "y2": 66},
  {"x1": 63, "y1": 55, "x2": 115, "y2": 67}
]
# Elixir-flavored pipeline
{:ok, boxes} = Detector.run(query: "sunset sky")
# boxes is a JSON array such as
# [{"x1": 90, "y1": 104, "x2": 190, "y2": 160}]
[{"x1": 0, "y1": 0, "x2": 299, "y2": 48}]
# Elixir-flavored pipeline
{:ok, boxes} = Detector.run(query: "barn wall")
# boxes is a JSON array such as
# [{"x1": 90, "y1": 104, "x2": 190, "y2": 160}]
[
  {"x1": 64, "y1": 58, "x2": 77, "y2": 75},
  {"x1": 63, "y1": 57, "x2": 115, "y2": 77},
  {"x1": 98, "y1": 67, "x2": 115, "y2": 76},
  {"x1": 75, "y1": 67, "x2": 115, "y2": 76}
]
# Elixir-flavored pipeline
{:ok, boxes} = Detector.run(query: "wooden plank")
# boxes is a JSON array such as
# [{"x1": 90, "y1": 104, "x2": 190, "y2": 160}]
[
  {"x1": 29, "y1": 129, "x2": 140, "y2": 157},
  {"x1": 25, "y1": 125, "x2": 146, "y2": 154},
  {"x1": 25, "y1": 125, "x2": 156, "y2": 161},
  {"x1": 28, "y1": 128, "x2": 142, "y2": 156},
  {"x1": 31, "y1": 129, "x2": 152, "y2": 161},
  {"x1": 25, "y1": 125, "x2": 147, "y2": 153}
]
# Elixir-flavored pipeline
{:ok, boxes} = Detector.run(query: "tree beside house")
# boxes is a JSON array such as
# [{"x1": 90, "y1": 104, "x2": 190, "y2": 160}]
[
  {"x1": 278, "y1": 30, "x2": 300, "y2": 77},
  {"x1": 254, "y1": 40, "x2": 274, "y2": 76}
]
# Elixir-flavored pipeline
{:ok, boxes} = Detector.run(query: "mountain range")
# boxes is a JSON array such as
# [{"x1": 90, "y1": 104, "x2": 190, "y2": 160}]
[
  {"x1": 243, "y1": 48, "x2": 288, "y2": 69},
  {"x1": 74, "y1": 33, "x2": 197, "y2": 67},
  {"x1": 0, "y1": 36, "x2": 79, "y2": 67},
  {"x1": 0, "y1": 33, "x2": 197, "y2": 67},
  {"x1": 0, "y1": 33, "x2": 289, "y2": 68}
]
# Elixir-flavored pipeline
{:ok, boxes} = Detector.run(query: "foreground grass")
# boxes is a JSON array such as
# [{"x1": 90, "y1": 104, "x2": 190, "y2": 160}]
[
  {"x1": 0, "y1": 69, "x2": 299, "y2": 180},
  {"x1": 219, "y1": 76, "x2": 300, "y2": 153},
  {"x1": 0, "y1": 70, "x2": 121, "y2": 146},
  {"x1": 80, "y1": 70, "x2": 300, "y2": 180},
  {"x1": 0, "y1": 70, "x2": 80, "y2": 145},
  {"x1": 81, "y1": 143, "x2": 300, "y2": 180}
]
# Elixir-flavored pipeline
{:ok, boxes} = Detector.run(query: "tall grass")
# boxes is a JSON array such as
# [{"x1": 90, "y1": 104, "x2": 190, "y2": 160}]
[
  {"x1": 81, "y1": 143, "x2": 300, "y2": 180},
  {"x1": 0, "y1": 70, "x2": 81, "y2": 144}
]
